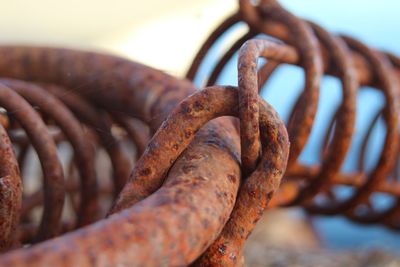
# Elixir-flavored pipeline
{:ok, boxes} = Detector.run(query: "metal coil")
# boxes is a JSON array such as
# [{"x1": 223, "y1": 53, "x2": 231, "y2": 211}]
[
  {"x1": 0, "y1": 0, "x2": 399, "y2": 266},
  {"x1": 0, "y1": 46, "x2": 261, "y2": 266},
  {"x1": 0, "y1": 78, "x2": 150, "y2": 249},
  {"x1": 187, "y1": 0, "x2": 400, "y2": 230}
]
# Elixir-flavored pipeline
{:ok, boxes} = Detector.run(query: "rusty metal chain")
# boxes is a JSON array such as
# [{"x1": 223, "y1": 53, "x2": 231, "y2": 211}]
[
  {"x1": 0, "y1": 0, "x2": 398, "y2": 266},
  {"x1": 0, "y1": 44, "x2": 288, "y2": 266}
]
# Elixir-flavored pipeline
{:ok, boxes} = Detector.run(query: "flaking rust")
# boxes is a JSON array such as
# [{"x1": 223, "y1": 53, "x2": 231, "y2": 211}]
[{"x1": 0, "y1": 0, "x2": 399, "y2": 266}]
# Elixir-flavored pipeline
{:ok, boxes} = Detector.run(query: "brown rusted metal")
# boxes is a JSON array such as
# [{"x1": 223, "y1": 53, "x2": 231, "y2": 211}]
[
  {"x1": 43, "y1": 83, "x2": 134, "y2": 197},
  {"x1": 187, "y1": 0, "x2": 400, "y2": 231},
  {"x1": 0, "y1": 123, "x2": 21, "y2": 251},
  {"x1": 0, "y1": 83, "x2": 66, "y2": 243},
  {"x1": 0, "y1": 0, "x2": 399, "y2": 266},
  {"x1": 0, "y1": 78, "x2": 99, "y2": 227},
  {"x1": 0, "y1": 45, "x2": 245, "y2": 266},
  {"x1": 193, "y1": 88, "x2": 289, "y2": 266}
]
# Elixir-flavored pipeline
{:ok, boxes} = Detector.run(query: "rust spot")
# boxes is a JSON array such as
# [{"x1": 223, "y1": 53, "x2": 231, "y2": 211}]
[
  {"x1": 193, "y1": 100, "x2": 204, "y2": 112},
  {"x1": 227, "y1": 174, "x2": 236, "y2": 183},
  {"x1": 248, "y1": 190, "x2": 256, "y2": 198},
  {"x1": 181, "y1": 102, "x2": 192, "y2": 114},
  {"x1": 139, "y1": 168, "x2": 151, "y2": 176},
  {"x1": 184, "y1": 129, "x2": 193, "y2": 139},
  {"x1": 218, "y1": 244, "x2": 227, "y2": 255},
  {"x1": 266, "y1": 191, "x2": 274, "y2": 201}
]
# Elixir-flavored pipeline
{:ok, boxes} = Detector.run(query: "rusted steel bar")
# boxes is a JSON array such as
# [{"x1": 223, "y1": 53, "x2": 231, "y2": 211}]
[
  {"x1": 242, "y1": 0, "x2": 323, "y2": 172},
  {"x1": 0, "y1": 0, "x2": 400, "y2": 266},
  {"x1": 0, "y1": 85, "x2": 287, "y2": 267},
  {"x1": 206, "y1": 31, "x2": 256, "y2": 87},
  {"x1": 0, "y1": 78, "x2": 99, "y2": 226},
  {"x1": 0, "y1": 46, "x2": 244, "y2": 266},
  {"x1": 193, "y1": 88, "x2": 289, "y2": 266},
  {"x1": 239, "y1": 0, "x2": 376, "y2": 86},
  {"x1": 43, "y1": 83, "x2": 133, "y2": 196},
  {"x1": 0, "y1": 123, "x2": 21, "y2": 251},
  {"x1": 187, "y1": 0, "x2": 400, "y2": 230},
  {"x1": 306, "y1": 36, "x2": 399, "y2": 224},
  {"x1": 276, "y1": 24, "x2": 358, "y2": 207},
  {"x1": 110, "y1": 85, "x2": 287, "y2": 213},
  {"x1": 186, "y1": 12, "x2": 242, "y2": 81},
  {"x1": 0, "y1": 84, "x2": 65, "y2": 242},
  {"x1": 188, "y1": 4, "x2": 376, "y2": 88}
]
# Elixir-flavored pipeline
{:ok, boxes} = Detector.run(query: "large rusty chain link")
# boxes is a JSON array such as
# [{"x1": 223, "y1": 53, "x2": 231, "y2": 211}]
[{"x1": 0, "y1": 0, "x2": 398, "y2": 266}]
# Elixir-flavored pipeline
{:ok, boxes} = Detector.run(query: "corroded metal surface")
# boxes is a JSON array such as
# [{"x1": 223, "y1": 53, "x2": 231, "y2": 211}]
[
  {"x1": 0, "y1": 0, "x2": 399, "y2": 266},
  {"x1": 188, "y1": 0, "x2": 400, "y2": 230},
  {"x1": 0, "y1": 123, "x2": 21, "y2": 251},
  {"x1": 0, "y1": 44, "x2": 275, "y2": 266}
]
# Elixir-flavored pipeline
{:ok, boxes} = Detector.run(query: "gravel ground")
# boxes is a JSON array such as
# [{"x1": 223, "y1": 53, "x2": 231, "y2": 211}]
[{"x1": 244, "y1": 209, "x2": 400, "y2": 267}]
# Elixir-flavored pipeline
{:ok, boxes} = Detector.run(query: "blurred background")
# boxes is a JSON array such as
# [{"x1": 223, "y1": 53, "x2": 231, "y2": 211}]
[
  {"x1": 0, "y1": 0, "x2": 235, "y2": 77},
  {"x1": 2, "y1": 0, "x2": 400, "y2": 265}
]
